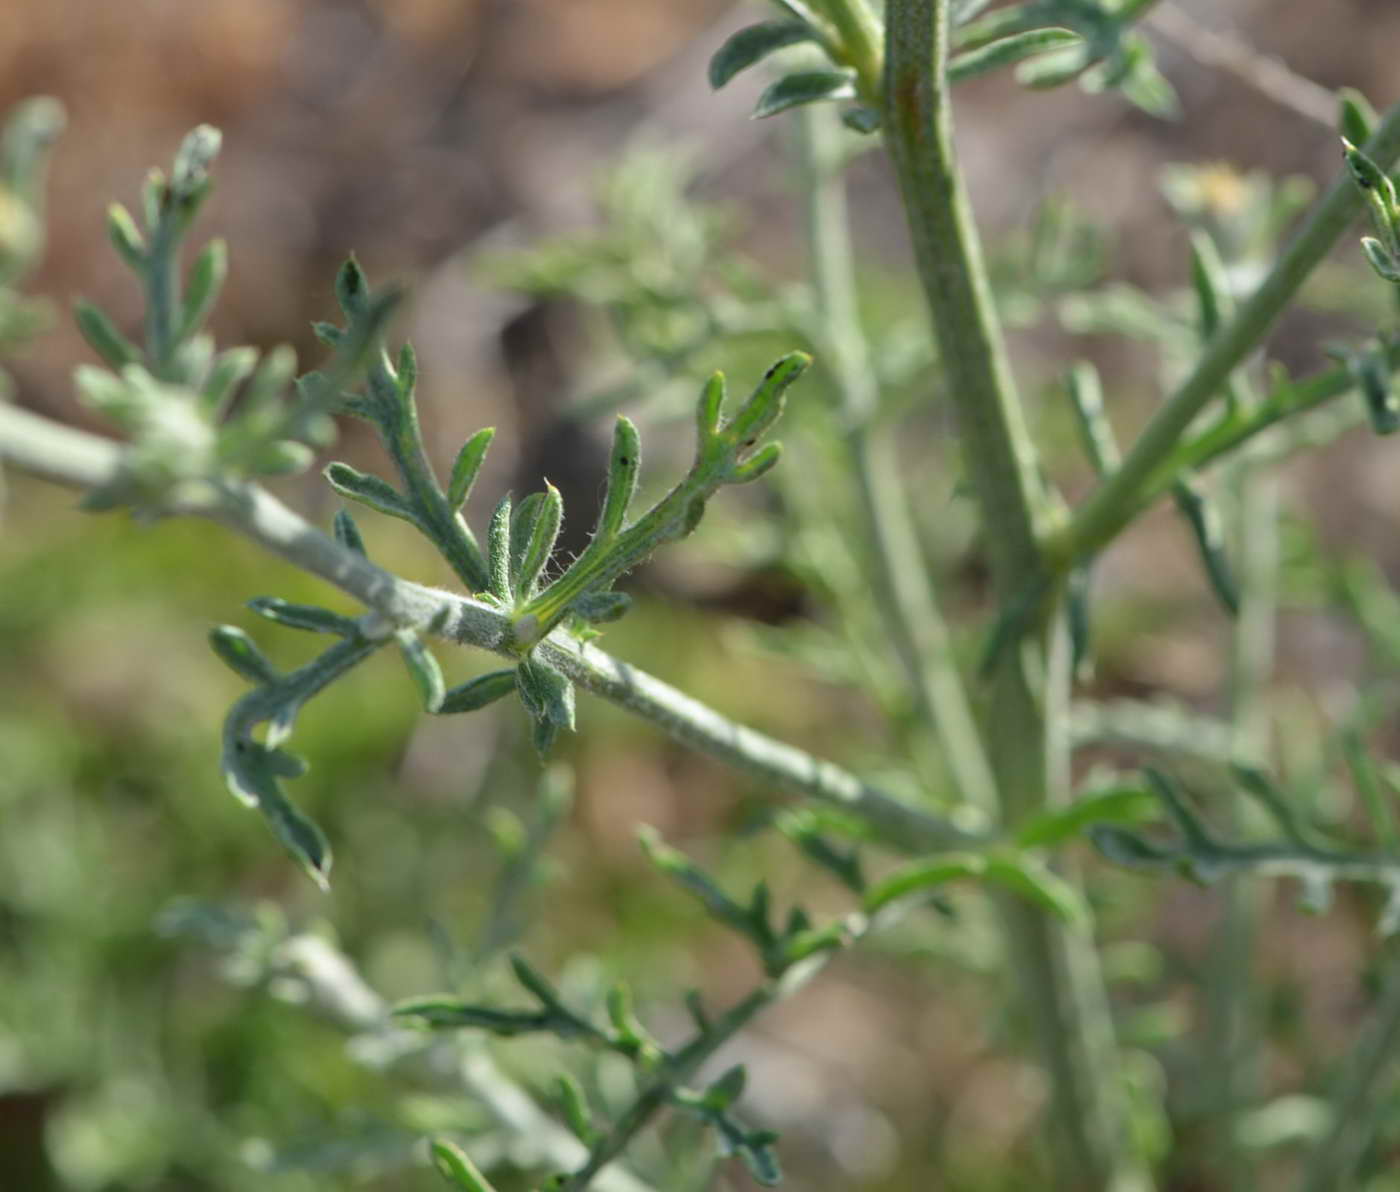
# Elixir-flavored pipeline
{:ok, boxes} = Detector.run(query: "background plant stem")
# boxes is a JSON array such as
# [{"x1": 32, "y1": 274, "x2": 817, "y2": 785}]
[
  {"x1": 882, "y1": 2, "x2": 1149, "y2": 1186},
  {"x1": 1301, "y1": 943, "x2": 1400, "y2": 1191},
  {"x1": 1203, "y1": 454, "x2": 1278, "y2": 1186},
  {"x1": 799, "y1": 105, "x2": 997, "y2": 815},
  {"x1": 1061, "y1": 101, "x2": 1400, "y2": 565}
]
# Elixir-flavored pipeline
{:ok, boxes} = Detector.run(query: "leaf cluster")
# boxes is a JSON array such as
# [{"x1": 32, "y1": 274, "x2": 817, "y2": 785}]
[
  {"x1": 705, "y1": 0, "x2": 1173, "y2": 134},
  {"x1": 71, "y1": 127, "x2": 396, "y2": 514}
]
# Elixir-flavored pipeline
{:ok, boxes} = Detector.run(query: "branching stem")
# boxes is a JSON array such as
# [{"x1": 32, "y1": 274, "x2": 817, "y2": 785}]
[
  {"x1": 0, "y1": 402, "x2": 976, "y2": 856},
  {"x1": 1058, "y1": 100, "x2": 1400, "y2": 566},
  {"x1": 882, "y1": 4, "x2": 1148, "y2": 1187}
]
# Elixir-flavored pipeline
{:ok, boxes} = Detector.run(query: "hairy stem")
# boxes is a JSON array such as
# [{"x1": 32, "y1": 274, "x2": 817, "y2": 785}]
[
  {"x1": 0, "y1": 403, "x2": 976, "y2": 856},
  {"x1": 371, "y1": 351, "x2": 491, "y2": 591},
  {"x1": 882, "y1": 3, "x2": 1147, "y2": 1187}
]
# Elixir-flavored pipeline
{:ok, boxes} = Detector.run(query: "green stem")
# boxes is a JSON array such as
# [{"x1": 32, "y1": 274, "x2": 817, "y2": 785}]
[
  {"x1": 144, "y1": 219, "x2": 179, "y2": 375},
  {"x1": 1157, "y1": 343, "x2": 1400, "y2": 487},
  {"x1": 0, "y1": 402, "x2": 977, "y2": 857},
  {"x1": 882, "y1": 1, "x2": 1052, "y2": 589},
  {"x1": 1059, "y1": 101, "x2": 1400, "y2": 566},
  {"x1": 271, "y1": 933, "x2": 655, "y2": 1192},
  {"x1": 811, "y1": 0, "x2": 884, "y2": 99},
  {"x1": 1203, "y1": 455, "x2": 1277, "y2": 1186},
  {"x1": 561, "y1": 986, "x2": 772, "y2": 1190},
  {"x1": 372, "y1": 353, "x2": 491, "y2": 592},
  {"x1": 1301, "y1": 945, "x2": 1400, "y2": 1192},
  {"x1": 800, "y1": 105, "x2": 997, "y2": 814},
  {"x1": 882, "y1": 4, "x2": 1147, "y2": 1187}
]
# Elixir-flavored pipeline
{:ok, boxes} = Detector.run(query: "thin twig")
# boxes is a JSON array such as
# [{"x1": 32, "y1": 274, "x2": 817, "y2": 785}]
[{"x1": 1147, "y1": 3, "x2": 1336, "y2": 129}]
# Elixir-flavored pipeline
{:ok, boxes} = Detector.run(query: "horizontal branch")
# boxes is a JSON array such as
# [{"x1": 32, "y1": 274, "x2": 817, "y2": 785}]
[{"x1": 0, "y1": 402, "x2": 976, "y2": 854}]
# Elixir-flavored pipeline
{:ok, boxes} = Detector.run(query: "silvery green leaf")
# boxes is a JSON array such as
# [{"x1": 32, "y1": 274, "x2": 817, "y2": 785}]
[
  {"x1": 394, "y1": 340, "x2": 417, "y2": 395},
  {"x1": 1172, "y1": 478, "x2": 1239, "y2": 616},
  {"x1": 514, "y1": 483, "x2": 562, "y2": 599},
  {"x1": 840, "y1": 105, "x2": 881, "y2": 133},
  {"x1": 242, "y1": 439, "x2": 314, "y2": 476},
  {"x1": 447, "y1": 427, "x2": 494, "y2": 511},
  {"x1": 1091, "y1": 825, "x2": 1175, "y2": 869},
  {"x1": 247, "y1": 596, "x2": 359, "y2": 637},
  {"x1": 220, "y1": 736, "x2": 330, "y2": 890},
  {"x1": 948, "y1": 28, "x2": 1081, "y2": 84},
  {"x1": 486, "y1": 493, "x2": 513, "y2": 602},
  {"x1": 598, "y1": 416, "x2": 641, "y2": 540},
  {"x1": 200, "y1": 345, "x2": 257, "y2": 416},
  {"x1": 863, "y1": 853, "x2": 987, "y2": 915},
  {"x1": 334, "y1": 256, "x2": 369, "y2": 318},
  {"x1": 396, "y1": 629, "x2": 445, "y2": 713},
  {"x1": 324, "y1": 461, "x2": 417, "y2": 523},
  {"x1": 515, "y1": 655, "x2": 574, "y2": 755},
  {"x1": 170, "y1": 124, "x2": 221, "y2": 200},
  {"x1": 571, "y1": 591, "x2": 631, "y2": 624},
  {"x1": 106, "y1": 201, "x2": 145, "y2": 267},
  {"x1": 209, "y1": 625, "x2": 279, "y2": 685},
  {"x1": 1361, "y1": 236, "x2": 1400, "y2": 283},
  {"x1": 708, "y1": 21, "x2": 816, "y2": 91},
  {"x1": 439, "y1": 669, "x2": 517, "y2": 714},
  {"x1": 983, "y1": 854, "x2": 1089, "y2": 928},
  {"x1": 752, "y1": 71, "x2": 856, "y2": 120},
  {"x1": 555, "y1": 1074, "x2": 599, "y2": 1145},
  {"x1": 176, "y1": 237, "x2": 227, "y2": 341},
  {"x1": 333, "y1": 509, "x2": 367, "y2": 556},
  {"x1": 703, "y1": 1066, "x2": 747, "y2": 1111},
  {"x1": 1339, "y1": 87, "x2": 1378, "y2": 147},
  {"x1": 74, "y1": 299, "x2": 140, "y2": 368}
]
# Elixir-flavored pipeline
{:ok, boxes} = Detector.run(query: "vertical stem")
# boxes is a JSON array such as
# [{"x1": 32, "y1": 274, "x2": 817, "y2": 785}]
[
  {"x1": 800, "y1": 106, "x2": 998, "y2": 814},
  {"x1": 144, "y1": 221, "x2": 179, "y2": 376},
  {"x1": 1301, "y1": 945, "x2": 1400, "y2": 1192},
  {"x1": 810, "y1": 0, "x2": 884, "y2": 97},
  {"x1": 1205, "y1": 457, "x2": 1277, "y2": 1186},
  {"x1": 881, "y1": 3, "x2": 1149, "y2": 1187}
]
